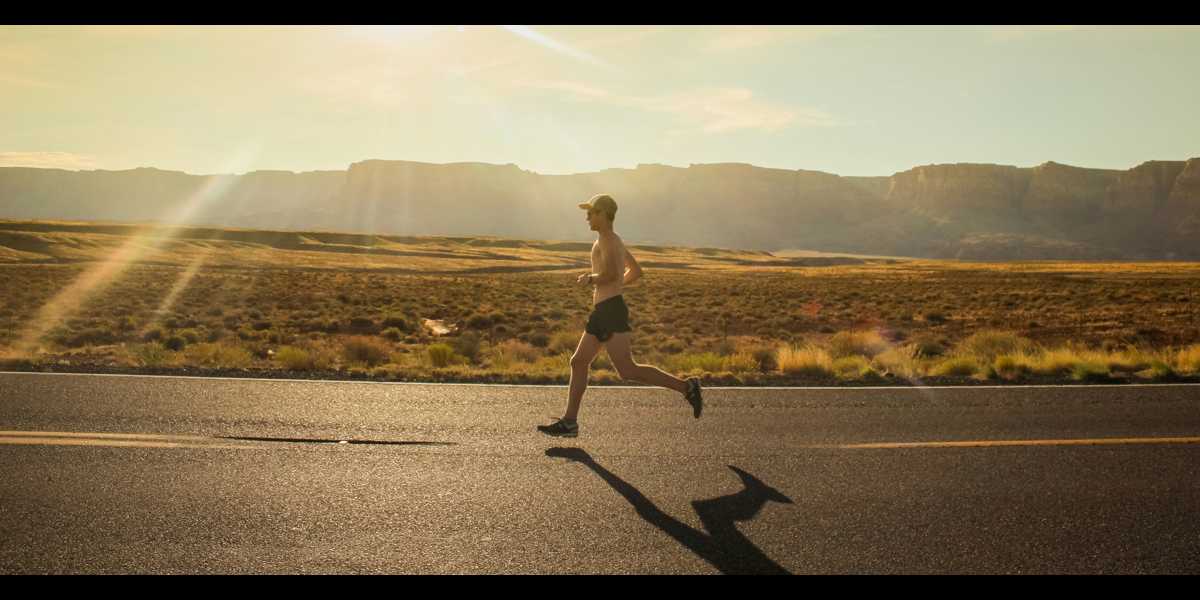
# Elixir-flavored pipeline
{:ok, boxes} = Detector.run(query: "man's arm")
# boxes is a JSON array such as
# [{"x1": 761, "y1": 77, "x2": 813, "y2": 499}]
[{"x1": 622, "y1": 246, "x2": 643, "y2": 285}]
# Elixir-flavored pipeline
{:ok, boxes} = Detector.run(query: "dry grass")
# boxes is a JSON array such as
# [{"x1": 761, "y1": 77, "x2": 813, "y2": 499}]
[
  {"x1": 777, "y1": 344, "x2": 833, "y2": 377},
  {"x1": 2, "y1": 220, "x2": 1198, "y2": 384}
]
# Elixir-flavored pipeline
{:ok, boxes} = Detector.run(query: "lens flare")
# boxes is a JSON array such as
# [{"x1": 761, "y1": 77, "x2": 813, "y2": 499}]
[{"x1": 10, "y1": 144, "x2": 260, "y2": 358}]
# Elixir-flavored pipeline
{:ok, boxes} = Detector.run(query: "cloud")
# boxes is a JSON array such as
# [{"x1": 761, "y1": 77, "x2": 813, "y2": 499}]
[
  {"x1": 523, "y1": 80, "x2": 842, "y2": 134},
  {"x1": 0, "y1": 152, "x2": 101, "y2": 170}
]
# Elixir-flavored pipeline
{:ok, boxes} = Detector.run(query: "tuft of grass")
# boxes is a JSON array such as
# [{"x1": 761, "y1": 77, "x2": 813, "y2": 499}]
[
  {"x1": 1137, "y1": 359, "x2": 1176, "y2": 380},
  {"x1": 931, "y1": 356, "x2": 981, "y2": 377},
  {"x1": 548, "y1": 330, "x2": 579, "y2": 355},
  {"x1": 955, "y1": 330, "x2": 1035, "y2": 363},
  {"x1": 993, "y1": 353, "x2": 1035, "y2": 380},
  {"x1": 832, "y1": 355, "x2": 874, "y2": 379},
  {"x1": 183, "y1": 342, "x2": 253, "y2": 369},
  {"x1": 1029, "y1": 348, "x2": 1079, "y2": 376},
  {"x1": 666, "y1": 352, "x2": 727, "y2": 374},
  {"x1": 275, "y1": 346, "x2": 317, "y2": 370},
  {"x1": 776, "y1": 344, "x2": 832, "y2": 377},
  {"x1": 488, "y1": 339, "x2": 542, "y2": 369},
  {"x1": 873, "y1": 346, "x2": 921, "y2": 379},
  {"x1": 1176, "y1": 344, "x2": 1200, "y2": 375},
  {"x1": 828, "y1": 330, "x2": 890, "y2": 359},
  {"x1": 129, "y1": 342, "x2": 173, "y2": 367},
  {"x1": 1071, "y1": 360, "x2": 1111, "y2": 382}
]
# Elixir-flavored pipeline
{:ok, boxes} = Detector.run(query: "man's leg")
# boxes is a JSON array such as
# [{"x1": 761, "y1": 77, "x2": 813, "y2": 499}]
[
  {"x1": 563, "y1": 332, "x2": 605, "y2": 421},
  {"x1": 604, "y1": 333, "x2": 688, "y2": 394}
]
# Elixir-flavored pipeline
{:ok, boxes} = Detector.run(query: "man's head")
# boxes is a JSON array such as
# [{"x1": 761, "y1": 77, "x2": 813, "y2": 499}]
[{"x1": 578, "y1": 194, "x2": 617, "y2": 231}]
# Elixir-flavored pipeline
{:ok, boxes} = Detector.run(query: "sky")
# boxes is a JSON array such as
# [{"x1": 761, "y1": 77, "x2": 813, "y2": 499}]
[{"x1": 2, "y1": 25, "x2": 1198, "y2": 177}]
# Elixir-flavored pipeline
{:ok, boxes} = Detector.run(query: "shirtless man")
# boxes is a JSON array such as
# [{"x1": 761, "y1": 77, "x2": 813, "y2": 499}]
[{"x1": 538, "y1": 194, "x2": 702, "y2": 438}]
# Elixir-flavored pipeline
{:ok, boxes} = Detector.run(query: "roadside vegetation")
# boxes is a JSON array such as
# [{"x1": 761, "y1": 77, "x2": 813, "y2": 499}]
[{"x1": 2, "y1": 239, "x2": 1199, "y2": 385}]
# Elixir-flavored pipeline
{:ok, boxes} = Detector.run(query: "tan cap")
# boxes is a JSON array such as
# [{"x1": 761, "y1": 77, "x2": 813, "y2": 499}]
[{"x1": 578, "y1": 194, "x2": 617, "y2": 218}]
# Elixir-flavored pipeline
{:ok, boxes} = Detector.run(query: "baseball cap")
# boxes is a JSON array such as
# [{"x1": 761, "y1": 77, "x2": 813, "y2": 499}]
[{"x1": 578, "y1": 194, "x2": 617, "y2": 218}]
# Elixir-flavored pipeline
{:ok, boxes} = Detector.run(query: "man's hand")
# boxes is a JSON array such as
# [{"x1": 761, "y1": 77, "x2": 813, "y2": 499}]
[{"x1": 577, "y1": 272, "x2": 593, "y2": 287}]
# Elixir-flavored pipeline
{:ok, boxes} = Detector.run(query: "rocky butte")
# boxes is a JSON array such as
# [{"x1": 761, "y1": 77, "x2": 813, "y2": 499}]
[{"x1": 1, "y1": 157, "x2": 1197, "y2": 260}]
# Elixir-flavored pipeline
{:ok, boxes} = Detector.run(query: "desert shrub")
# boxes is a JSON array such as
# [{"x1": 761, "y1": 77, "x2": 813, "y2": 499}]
[
  {"x1": 993, "y1": 354, "x2": 1034, "y2": 380},
  {"x1": 346, "y1": 317, "x2": 376, "y2": 333},
  {"x1": 494, "y1": 339, "x2": 542, "y2": 364},
  {"x1": 63, "y1": 327, "x2": 117, "y2": 348},
  {"x1": 747, "y1": 344, "x2": 778, "y2": 372},
  {"x1": 130, "y1": 343, "x2": 172, "y2": 367},
  {"x1": 381, "y1": 314, "x2": 413, "y2": 332},
  {"x1": 1176, "y1": 344, "x2": 1200, "y2": 374},
  {"x1": 828, "y1": 330, "x2": 890, "y2": 359},
  {"x1": 713, "y1": 338, "x2": 737, "y2": 356},
  {"x1": 722, "y1": 352, "x2": 760, "y2": 373},
  {"x1": 142, "y1": 327, "x2": 165, "y2": 342},
  {"x1": 427, "y1": 343, "x2": 465, "y2": 368},
  {"x1": 163, "y1": 335, "x2": 186, "y2": 351},
  {"x1": 300, "y1": 318, "x2": 336, "y2": 333},
  {"x1": 955, "y1": 330, "x2": 1035, "y2": 362},
  {"x1": 183, "y1": 342, "x2": 253, "y2": 368},
  {"x1": 178, "y1": 328, "x2": 201, "y2": 344},
  {"x1": 527, "y1": 331, "x2": 551, "y2": 348},
  {"x1": 252, "y1": 320, "x2": 272, "y2": 331},
  {"x1": 466, "y1": 312, "x2": 494, "y2": 330},
  {"x1": 549, "y1": 330, "x2": 579, "y2": 355},
  {"x1": 777, "y1": 344, "x2": 832, "y2": 377},
  {"x1": 873, "y1": 346, "x2": 921, "y2": 379},
  {"x1": 1030, "y1": 348, "x2": 1078, "y2": 376},
  {"x1": 832, "y1": 355, "x2": 874, "y2": 379},
  {"x1": 453, "y1": 331, "x2": 484, "y2": 363},
  {"x1": 911, "y1": 336, "x2": 947, "y2": 358},
  {"x1": 381, "y1": 327, "x2": 404, "y2": 341},
  {"x1": 658, "y1": 337, "x2": 686, "y2": 354},
  {"x1": 667, "y1": 352, "x2": 726, "y2": 373},
  {"x1": 1071, "y1": 360, "x2": 1111, "y2": 382},
  {"x1": 342, "y1": 336, "x2": 390, "y2": 367},
  {"x1": 275, "y1": 346, "x2": 317, "y2": 370},
  {"x1": 1138, "y1": 360, "x2": 1176, "y2": 380},
  {"x1": 923, "y1": 311, "x2": 946, "y2": 324}
]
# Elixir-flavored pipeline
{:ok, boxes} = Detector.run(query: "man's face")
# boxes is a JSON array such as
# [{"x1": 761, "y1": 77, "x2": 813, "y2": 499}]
[{"x1": 586, "y1": 208, "x2": 601, "y2": 230}]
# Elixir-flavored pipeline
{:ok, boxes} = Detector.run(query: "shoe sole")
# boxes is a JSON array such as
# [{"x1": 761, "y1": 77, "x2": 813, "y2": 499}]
[{"x1": 538, "y1": 429, "x2": 578, "y2": 438}]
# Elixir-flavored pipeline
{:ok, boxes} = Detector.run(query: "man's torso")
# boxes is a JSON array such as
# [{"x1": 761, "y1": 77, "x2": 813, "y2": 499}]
[{"x1": 591, "y1": 233, "x2": 625, "y2": 306}]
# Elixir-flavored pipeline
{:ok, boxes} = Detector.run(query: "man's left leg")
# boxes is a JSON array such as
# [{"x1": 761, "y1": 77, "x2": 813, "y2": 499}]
[{"x1": 605, "y1": 332, "x2": 688, "y2": 394}]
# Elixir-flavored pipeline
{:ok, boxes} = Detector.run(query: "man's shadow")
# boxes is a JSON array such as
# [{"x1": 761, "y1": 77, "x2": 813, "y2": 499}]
[{"x1": 545, "y1": 447, "x2": 794, "y2": 575}]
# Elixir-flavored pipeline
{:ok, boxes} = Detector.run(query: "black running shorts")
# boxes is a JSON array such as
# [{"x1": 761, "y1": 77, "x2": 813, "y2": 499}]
[{"x1": 585, "y1": 295, "x2": 632, "y2": 342}]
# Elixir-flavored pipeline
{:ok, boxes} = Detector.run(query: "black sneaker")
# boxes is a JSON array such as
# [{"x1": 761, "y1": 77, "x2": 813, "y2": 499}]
[
  {"x1": 685, "y1": 377, "x2": 703, "y2": 419},
  {"x1": 537, "y1": 418, "x2": 579, "y2": 438}
]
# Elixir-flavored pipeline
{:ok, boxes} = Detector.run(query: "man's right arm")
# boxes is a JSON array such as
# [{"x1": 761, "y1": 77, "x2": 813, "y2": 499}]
[{"x1": 622, "y1": 247, "x2": 643, "y2": 285}]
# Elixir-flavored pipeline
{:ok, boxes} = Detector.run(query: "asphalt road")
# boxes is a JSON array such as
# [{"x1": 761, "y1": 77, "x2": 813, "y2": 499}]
[{"x1": 2, "y1": 372, "x2": 1199, "y2": 574}]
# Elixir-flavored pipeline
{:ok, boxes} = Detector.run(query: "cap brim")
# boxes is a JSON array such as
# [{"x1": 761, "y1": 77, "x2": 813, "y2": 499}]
[{"x1": 577, "y1": 203, "x2": 592, "y2": 210}]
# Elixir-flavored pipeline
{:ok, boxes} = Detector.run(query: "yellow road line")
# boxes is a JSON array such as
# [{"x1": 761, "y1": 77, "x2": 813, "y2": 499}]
[
  {"x1": 0, "y1": 430, "x2": 213, "y2": 442},
  {"x1": 839, "y1": 437, "x2": 1200, "y2": 449},
  {"x1": 0, "y1": 436, "x2": 255, "y2": 450}
]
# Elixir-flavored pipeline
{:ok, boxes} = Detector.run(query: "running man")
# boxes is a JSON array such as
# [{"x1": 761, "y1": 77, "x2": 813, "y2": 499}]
[{"x1": 538, "y1": 194, "x2": 702, "y2": 438}]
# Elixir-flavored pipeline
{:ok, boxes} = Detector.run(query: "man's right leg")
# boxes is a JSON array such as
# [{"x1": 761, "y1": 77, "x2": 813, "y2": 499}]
[{"x1": 562, "y1": 332, "x2": 605, "y2": 422}]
